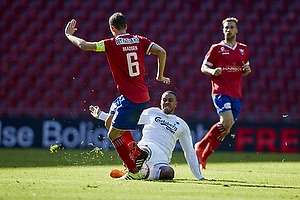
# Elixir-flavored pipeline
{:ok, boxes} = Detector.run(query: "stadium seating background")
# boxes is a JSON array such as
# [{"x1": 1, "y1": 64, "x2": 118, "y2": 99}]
[{"x1": 1, "y1": 0, "x2": 299, "y2": 123}]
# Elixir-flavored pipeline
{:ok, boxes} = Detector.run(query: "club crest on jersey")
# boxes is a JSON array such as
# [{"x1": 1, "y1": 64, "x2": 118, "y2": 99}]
[{"x1": 239, "y1": 49, "x2": 244, "y2": 55}]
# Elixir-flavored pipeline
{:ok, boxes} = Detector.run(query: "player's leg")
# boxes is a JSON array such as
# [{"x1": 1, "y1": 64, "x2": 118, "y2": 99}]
[
  {"x1": 105, "y1": 100, "x2": 140, "y2": 173},
  {"x1": 138, "y1": 143, "x2": 173, "y2": 180},
  {"x1": 194, "y1": 123, "x2": 225, "y2": 156},
  {"x1": 110, "y1": 130, "x2": 144, "y2": 180},
  {"x1": 106, "y1": 102, "x2": 142, "y2": 159},
  {"x1": 147, "y1": 164, "x2": 174, "y2": 180},
  {"x1": 195, "y1": 95, "x2": 231, "y2": 164},
  {"x1": 104, "y1": 114, "x2": 114, "y2": 129},
  {"x1": 124, "y1": 132, "x2": 145, "y2": 160},
  {"x1": 111, "y1": 143, "x2": 172, "y2": 180},
  {"x1": 200, "y1": 112, "x2": 233, "y2": 169},
  {"x1": 200, "y1": 133, "x2": 225, "y2": 169},
  {"x1": 219, "y1": 110, "x2": 234, "y2": 135},
  {"x1": 110, "y1": 97, "x2": 148, "y2": 180},
  {"x1": 200, "y1": 97, "x2": 241, "y2": 169},
  {"x1": 194, "y1": 122, "x2": 228, "y2": 163},
  {"x1": 159, "y1": 166, "x2": 174, "y2": 179},
  {"x1": 106, "y1": 112, "x2": 141, "y2": 169},
  {"x1": 108, "y1": 127, "x2": 139, "y2": 174},
  {"x1": 123, "y1": 131, "x2": 135, "y2": 144}
]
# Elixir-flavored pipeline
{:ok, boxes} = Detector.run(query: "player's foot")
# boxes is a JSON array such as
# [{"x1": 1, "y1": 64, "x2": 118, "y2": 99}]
[
  {"x1": 116, "y1": 171, "x2": 143, "y2": 180},
  {"x1": 135, "y1": 149, "x2": 149, "y2": 170},
  {"x1": 110, "y1": 169, "x2": 127, "y2": 178},
  {"x1": 200, "y1": 160, "x2": 206, "y2": 170},
  {"x1": 194, "y1": 142, "x2": 204, "y2": 164}
]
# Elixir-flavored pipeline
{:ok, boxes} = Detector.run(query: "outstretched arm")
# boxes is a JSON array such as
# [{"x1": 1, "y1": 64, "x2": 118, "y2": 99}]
[
  {"x1": 178, "y1": 128, "x2": 205, "y2": 180},
  {"x1": 65, "y1": 19, "x2": 97, "y2": 51},
  {"x1": 149, "y1": 44, "x2": 170, "y2": 84}
]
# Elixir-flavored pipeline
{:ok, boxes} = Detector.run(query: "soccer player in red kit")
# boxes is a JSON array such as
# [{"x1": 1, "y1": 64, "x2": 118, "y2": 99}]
[
  {"x1": 194, "y1": 17, "x2": 251, "y2": 169},
  {"x1": 65, "y1": 12, "x2": 170, "y2": 179}
]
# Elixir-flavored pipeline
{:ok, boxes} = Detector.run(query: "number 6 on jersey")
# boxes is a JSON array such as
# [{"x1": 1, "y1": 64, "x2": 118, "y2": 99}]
[{"x1": 127, "y1": 52, "x2": 140, "y2": 77}]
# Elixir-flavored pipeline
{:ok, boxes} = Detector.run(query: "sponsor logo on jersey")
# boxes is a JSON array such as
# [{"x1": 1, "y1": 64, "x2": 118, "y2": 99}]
[
  {"x1": 155, "y1": 117, "x2": 178, "y2": 134},
  {"x1": 223, "y1": 63, "x2": 243, "y2": 72},
  {"x1": 223, "y1": 66, "x2": 242, "y2": 72},
  {"x1": 115, "y1": 37, "x2": 140, "y2": 45},
  {"x1": 219, "y1": 46, "x2": 230, "y2": 55}
]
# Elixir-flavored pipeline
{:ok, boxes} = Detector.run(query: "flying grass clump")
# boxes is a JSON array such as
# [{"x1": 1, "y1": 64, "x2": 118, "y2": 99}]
[
  {"x1": 90, "y1": 147, "x2": 104, "y2": 156},
  {"x1": 50, "y1": 144, "x2": 60, "y2": 153}
]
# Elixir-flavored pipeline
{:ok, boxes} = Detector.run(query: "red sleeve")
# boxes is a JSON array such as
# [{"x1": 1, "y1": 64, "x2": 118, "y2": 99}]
[
  {"x1": 204, "y1": 44, "x2": 218, "y2": 67},
  {"x1": 137, "y1": 35, "x2": 153, "y2": 54}
]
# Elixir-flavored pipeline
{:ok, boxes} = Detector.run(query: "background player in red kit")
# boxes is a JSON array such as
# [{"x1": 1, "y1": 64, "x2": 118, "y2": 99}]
[
  {"x1": 65, "y1": 12, "x2": 170, "y2": 179},
  {"x1": 194, "y1": 17, "x2": 251, "y2": 169}
]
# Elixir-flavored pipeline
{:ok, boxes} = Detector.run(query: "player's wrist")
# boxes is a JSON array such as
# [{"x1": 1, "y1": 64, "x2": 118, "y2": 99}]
[
  {"x1": 97, "y1": 111, "x2": 109, "y2": 121},
  {"x1": 97, "y1": 111, "x2": 103, "y2": 119}
]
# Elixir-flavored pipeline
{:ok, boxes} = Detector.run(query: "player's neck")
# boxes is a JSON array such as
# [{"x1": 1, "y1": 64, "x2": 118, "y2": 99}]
[
  {"x1": 224, "y1": 39, "x2": 236, "y2": 47},
  {"x1": 115, "y1": 30, "x2": 127, "y2": 37}
]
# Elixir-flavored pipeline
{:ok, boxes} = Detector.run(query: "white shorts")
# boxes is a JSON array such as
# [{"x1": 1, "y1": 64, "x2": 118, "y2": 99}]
[{"x1": 138, "y1": 142, "x2": 170, "y2": 169}]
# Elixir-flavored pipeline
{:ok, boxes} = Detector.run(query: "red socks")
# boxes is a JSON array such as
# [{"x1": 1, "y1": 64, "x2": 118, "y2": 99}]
[
  {"x1": 201, "y1": 135, "x2": 224, "y2": 161},
  {"x1": 112, "y1": 131, "x2": 143, "y2": 173},
  {"x1": 122, "y1": 131, "x2": 142, "y2": 159},
  {"x1": 111, "y1": 136, "x2": 139, "y2": 173},
  {"x1": 197, "y1": 122, "x2": 225, "y2": 150},
  {"x1": 196, "y1": 122, "x2": 226, "y2": 161},
  {"x1": 122, "y1": 131, "x2": 135, "y2": 144}
]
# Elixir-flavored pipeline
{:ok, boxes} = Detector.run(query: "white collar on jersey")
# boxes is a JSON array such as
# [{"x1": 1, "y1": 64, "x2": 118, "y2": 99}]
[
  {"x1": 221, "y1": 40, "x2": 237, "y2": 50},
  {"x1": 116, "y1": 33, "x2": 130, "y2": 38}
]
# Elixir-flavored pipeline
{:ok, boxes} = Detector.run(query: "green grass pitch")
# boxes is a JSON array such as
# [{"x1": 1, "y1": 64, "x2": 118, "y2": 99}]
[{"x1": 0, "y1": 148, "x2": 299, "y2": 200}]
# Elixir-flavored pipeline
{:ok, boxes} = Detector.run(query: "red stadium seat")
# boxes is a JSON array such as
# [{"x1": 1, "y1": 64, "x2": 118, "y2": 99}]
[{"x1": 1, "y1": 0, "x2": 299, "y2": 121}]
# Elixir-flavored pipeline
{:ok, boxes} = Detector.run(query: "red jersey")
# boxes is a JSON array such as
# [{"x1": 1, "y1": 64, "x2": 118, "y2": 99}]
[
  {"x1": 203, "y1": 41, "x2": 249, "y2": 99},
  {"x1": 97, "y1": 34, "x2": 154, "y2": 103}
]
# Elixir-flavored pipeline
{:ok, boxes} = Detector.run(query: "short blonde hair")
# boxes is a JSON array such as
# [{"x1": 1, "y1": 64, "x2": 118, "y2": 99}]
[{"x1": 222, "y1": 17, "x2": 238, "y2": 28}]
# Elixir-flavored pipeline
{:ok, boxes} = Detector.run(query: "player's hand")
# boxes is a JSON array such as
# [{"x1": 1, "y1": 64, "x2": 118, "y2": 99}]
[
  {"x1": 212, "y1": 68, "x2": 222, "y2": 76},
  {"x1": 89, "y1": 105, "x2": 100, "y2": 118},
  {"x1": 242, "y1": 61, "x2": 251, "y2": 75},
  {"x1": 65, "y1": 19, "x2": 78, "y2": 36},
  {"x1": 156, "y1": 76, "x2": 171, "y2": 84}
]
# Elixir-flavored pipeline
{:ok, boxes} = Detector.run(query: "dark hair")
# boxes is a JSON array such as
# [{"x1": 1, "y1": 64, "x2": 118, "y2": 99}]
[
  {"x1": 109, "y1": 12, "x2": 126, "y2": 30},
  {"x1": 163, "y1": 90, "x2": 177, "y2": 101},
  {"x1": 222, "y1": 17, "x2": 238, "y2": 28}
]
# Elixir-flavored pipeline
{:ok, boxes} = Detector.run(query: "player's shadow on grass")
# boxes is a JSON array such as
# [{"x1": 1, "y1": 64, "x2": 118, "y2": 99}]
[{"x1": 155, "y1": 178, "x2": 300, "y2": 190}]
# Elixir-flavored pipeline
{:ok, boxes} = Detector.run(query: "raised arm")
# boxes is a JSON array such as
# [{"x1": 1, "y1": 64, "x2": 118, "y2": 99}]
[
  {"x1": 149, "y1": 44, "x2": 170, "y2": 84},
  {"x1": 65, "y1": 19, "x2": 97, "y2": 51}
]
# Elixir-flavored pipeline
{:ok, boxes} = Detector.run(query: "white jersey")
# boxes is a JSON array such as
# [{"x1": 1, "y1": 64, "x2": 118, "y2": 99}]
[{"x1": 137, "y1": 107, "x2": 203, "y2": 180}]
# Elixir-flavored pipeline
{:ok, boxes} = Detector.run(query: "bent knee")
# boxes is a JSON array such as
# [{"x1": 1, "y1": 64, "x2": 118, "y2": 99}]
[
  {"x1": 159, "y1": 166, "x2": 174, "y2": 180},
  {"x1": 222, "y1": 119, "x2": 234, "y2": 130},
  {"x1": 107, "y1": 128, "x2": 123, "y2": 141}
]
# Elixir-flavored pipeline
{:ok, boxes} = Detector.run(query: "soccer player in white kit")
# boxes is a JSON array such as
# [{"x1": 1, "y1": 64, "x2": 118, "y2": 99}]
[{"x1": 90, "y1": 91, "x2": 204, "y2": 180}]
